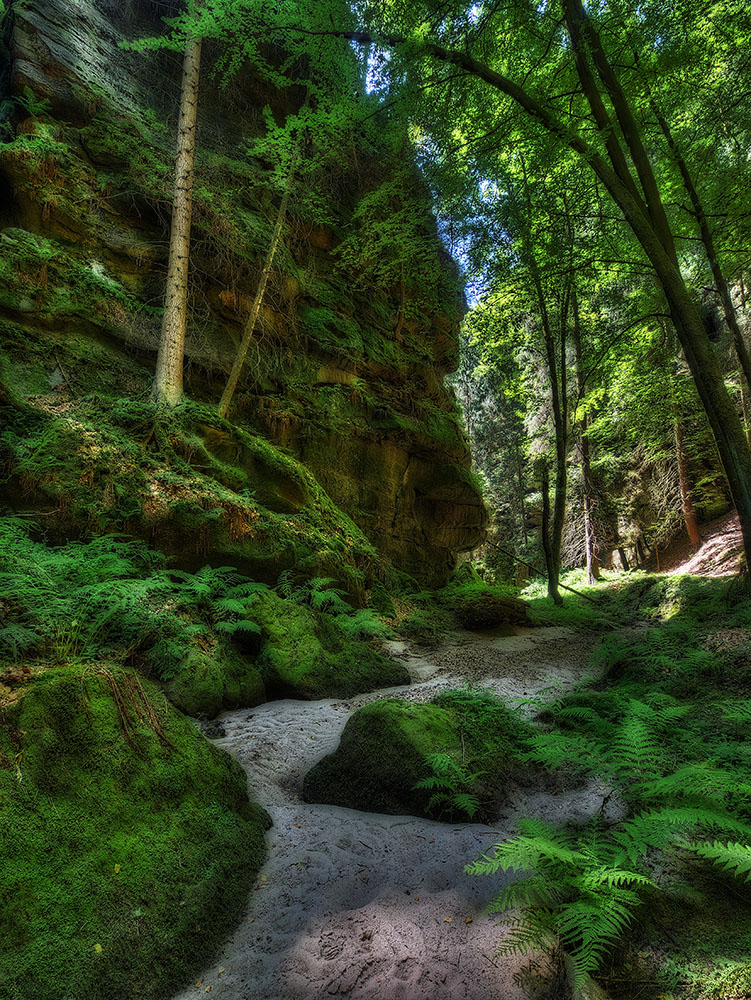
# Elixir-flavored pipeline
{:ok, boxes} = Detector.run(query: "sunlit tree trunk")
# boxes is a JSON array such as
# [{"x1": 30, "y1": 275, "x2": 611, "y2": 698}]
[
  {"x1": 674, "y1": 419, "x2": 702, "y2": 551},
  {"x1": 539, "y1": 460, "x2": 561, "y2": 605},
  {"x1": 561, "y1": 0, "x2": 751, "y2": 570},
  {"x1": 152, "y1": 33, "x2": 202, "y2": 408},
  {"x1": 651, "y1": 104, "x2": 751, "y2": 397}
]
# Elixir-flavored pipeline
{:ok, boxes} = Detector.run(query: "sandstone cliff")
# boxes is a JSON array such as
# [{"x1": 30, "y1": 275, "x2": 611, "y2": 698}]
[{"x1": 0, "y1": 0, "x2": 486, "y2": 588}]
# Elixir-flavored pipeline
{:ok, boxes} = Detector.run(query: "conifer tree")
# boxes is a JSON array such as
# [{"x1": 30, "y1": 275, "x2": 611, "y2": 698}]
[{"x1": 152, "y1": 17, "x2": 202, "y2": 408}]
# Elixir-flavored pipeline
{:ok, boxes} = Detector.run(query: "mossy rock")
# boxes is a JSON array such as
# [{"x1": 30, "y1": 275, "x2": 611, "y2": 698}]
[
  {"x1": 438, "y1": 582, "x2": 529, "y2": 629},
  {"x1": 163, "y1": 647, "x2": 265, "y2": 718},
  {"x1": 303, "y1": 699, "x2": 460, "y2": 815},
  {"x1": 254, "y1": 592, "x2": 408, "y2": 699},
  {"x1": 303, "y1": 690, "x2": 532, "y2": 820},
  {"x1": 0, "y1": 664, "x2": 270, "y2": 1000}
]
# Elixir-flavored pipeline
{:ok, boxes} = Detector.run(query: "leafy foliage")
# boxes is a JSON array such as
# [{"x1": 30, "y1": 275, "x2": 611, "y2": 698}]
[
  {"x1": 0, "y1": 518, "x2": 269, "y2": 679},
  {"x1": 414, "y1": 751, "x2": 483, "y2": 819},
  {"x1": 469, "y1": 576, "x2": 751, "y2": 988}
]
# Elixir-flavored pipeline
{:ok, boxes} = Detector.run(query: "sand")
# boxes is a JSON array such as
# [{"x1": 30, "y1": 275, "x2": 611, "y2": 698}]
[{"x1": 175, "y1": 626, "x2": 623, "y2": 1000}]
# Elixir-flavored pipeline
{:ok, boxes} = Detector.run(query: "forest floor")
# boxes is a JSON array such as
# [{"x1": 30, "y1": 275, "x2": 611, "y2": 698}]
[
  {"x1": 174, "y1": 626, "x2": 626, "y2": 1000},
  {"x1": 652, "y1": 511, "x2": 743, "y2": 577}
]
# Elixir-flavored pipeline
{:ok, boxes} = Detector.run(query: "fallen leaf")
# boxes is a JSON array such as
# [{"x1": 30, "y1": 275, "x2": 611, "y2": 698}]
[
  {"x1": 114, "y1": 864, "x2": 121, "y2": 874},
  {"x1": 218, "y1": 968, "x2": 225, "y2": 975},
  {"x1": 443, "y1": 917, "x2": 453, "y2": 923},
  {"x1": 94, "y1": 944, "x2": 103, "y2": 954},
  {"x1": 465, "y1": 917, "x2": 472, "y2": 924}
]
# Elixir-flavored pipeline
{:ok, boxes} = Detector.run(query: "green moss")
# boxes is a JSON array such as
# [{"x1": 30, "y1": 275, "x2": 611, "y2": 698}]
[
  {"x1": 163, "y1": 647, "x2": 265, "y2": 718},
  {"x1": 435, "y1": 578, "x2": 529, "y2": 629},
  {"x1": 0, "y1": 329, "x2": 386, "y2": 588},
  {"x1": 303, "y1": 689, "x2": 532, "y2": 819},
  {"x1": 0, "y1": 665, "x2": 270, "y2": 1000},
  {"x1": 254, "y1": 591, "x2": 407, "y2": 699},
  {"x1": 303, "y1": 699, "x2": 459, "y2": 814}
]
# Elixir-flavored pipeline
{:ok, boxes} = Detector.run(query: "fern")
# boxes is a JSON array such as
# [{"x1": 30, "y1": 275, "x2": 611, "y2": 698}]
[
  {"x1": 686, "y1": 841, "x2": 751, "y2": 882},
  {"x1": 335, "y1": 609, "x2": 393, "y2": 640},
  {"x1": 415, "y1": 752, "x2": 484, "y2": 820},
  {"x1": 16, "y1": 84, "x2": 53, "y2": 119},
  {"x1": 0, "y1": 519, "x2": 273, "y2": 676},
  {"x1": 468, "y1": 820, "x2": 654, "y2": 989}
]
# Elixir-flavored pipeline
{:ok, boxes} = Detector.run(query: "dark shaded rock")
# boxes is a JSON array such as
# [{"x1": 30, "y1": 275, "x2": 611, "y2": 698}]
[
  {"x1": 303, "y1": 689, "x2": 533, "y2": 821},
  {"x1": 449, "y1": 590, "x2": 529, "y2": 629}
]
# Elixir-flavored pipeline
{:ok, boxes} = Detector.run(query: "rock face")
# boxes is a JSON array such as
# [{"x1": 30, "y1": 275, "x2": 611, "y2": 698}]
[{"x1": 0, "y1": 0, "x2": 487, "y2": 586}]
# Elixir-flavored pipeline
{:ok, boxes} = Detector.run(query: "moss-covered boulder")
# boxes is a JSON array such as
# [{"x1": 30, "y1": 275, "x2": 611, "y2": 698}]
[
  {"x1": 438, "y1": 581, "x2": 529, "y2": 630},
  {"x1": 303, "y1": 689, "x2": 532, "y2": 820},
  {"x1": 254, "y1": 591, "x2": 409, "y2": 699},
  {"x1": 163, "y1": 647, "x2": 265, "y2": 718},
  {"x1": 0, "y1": 664, "x2": 270, "y2": 1000}
]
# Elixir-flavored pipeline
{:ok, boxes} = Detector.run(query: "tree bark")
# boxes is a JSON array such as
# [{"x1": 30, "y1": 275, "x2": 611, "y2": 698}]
[
  {"x1": 651, "y1": 103, "x2": 751, "y2": 397},
  {"x1": 674, "y1": 419, "x2": 702, "y2": 551},
  {"x1": 217, "y1": 168, "x2": 294, "y2": 420},
  {"x1": 571, "y1": 287, "x2": 600, "y2": 583},
  {"x1": 152, "y1": 35, "x2": 202, "y2": 408},
  {"x1": 519, "y1": 159, "x2": 568, "y2": 604},
  {"x1": 515, "y1": 440, "x2": 528, "y2": 547},
  {"x1": 540, "y1": 461, "x2": 562, "y2": 605},
  {"x1": 557, "y1": 1, "x2": 751, "y2": 570}
]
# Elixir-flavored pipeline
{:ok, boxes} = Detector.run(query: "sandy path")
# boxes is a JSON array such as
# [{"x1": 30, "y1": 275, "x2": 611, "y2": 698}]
[{"x1": 176, "y1": 627, "x2": 621, "y2": 1000}]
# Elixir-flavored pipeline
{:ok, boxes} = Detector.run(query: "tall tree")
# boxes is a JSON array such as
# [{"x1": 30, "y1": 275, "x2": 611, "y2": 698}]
[
  {"x1": 571, "y1": 287, "x2": 600, "y2": 584},
  {"x1": 152, "y1": 25, "x2": 202, "y2": 408},
  {"x1": 292, "y1": 0, "x2": 751, "y2": 568}
]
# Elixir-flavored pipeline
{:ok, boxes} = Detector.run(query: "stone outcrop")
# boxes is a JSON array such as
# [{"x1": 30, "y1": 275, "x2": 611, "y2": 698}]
[{"x1": 0, "y1": 0, "x2": 487, "y2": 586}]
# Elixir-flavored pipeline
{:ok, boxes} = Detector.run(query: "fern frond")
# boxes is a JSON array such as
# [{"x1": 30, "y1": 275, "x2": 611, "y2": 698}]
[{"x1": 685, "y1": 840, "x2": 751, "y2": 882}]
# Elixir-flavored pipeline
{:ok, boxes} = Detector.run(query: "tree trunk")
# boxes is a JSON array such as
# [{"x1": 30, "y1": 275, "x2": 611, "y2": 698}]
[
  {"x1": 741, "y1": 384, "x2": 751, "y2": 448},
  {"x1": 651, "y1": 103, "x2": 751, "y2": 397},
  {"x1": 328, "y1": 17, "x2": 751, "y2": 572},
  {"x1": 520, "y1": 158, "x2": 568, "y2": 604},
  {"x1": 152, "y1": 35, "x2": 202, "y2": 408},
  {"x1": 571, "y1": 288, "x2": 600, "y2": 583},
  {"x1": 217, "y1": 170, "x2": 294, "y2": 420},
  {"x1": 560, "y1": 0, "x2": 751, "y2": 571},
  {"x1": 515, "y1": 441, "x2": 528, "y2": 547},
  {"x1": 540, "y1": 461, "x2": 562, "y2": 605},
  {"x1": 675, "y1": 419, "x2": 702, "y2": 551}
]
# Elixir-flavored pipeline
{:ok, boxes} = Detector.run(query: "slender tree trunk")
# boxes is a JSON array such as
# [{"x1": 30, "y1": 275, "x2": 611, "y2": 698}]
[
  {"x1": 152, "y1": 34, "x2": 202, "y2": 408},
  {"x1": 571, "y1": 288, "x2": 600, "y2": 583},
  {"x1": 519, "y1": 158, "x2": 568, "y2": 604},
  {"x1": 674, "y1": 419, "x2": 702, "y2": 550},
  {"x1": 533, "y1": 276, "x2": 567, "y2": 605},
  {"x1": 515, "y1": 441, "x2": 528, "y2": 547},
  {"x1": 741, "y1": 384, "x2": 751, "y2": 448},
  {"x1": 540, "y1": 461, "x2": 562, "y2": 605},
  {"x1": 217, "y1": 171, "x2": 295, "y2": 420}
]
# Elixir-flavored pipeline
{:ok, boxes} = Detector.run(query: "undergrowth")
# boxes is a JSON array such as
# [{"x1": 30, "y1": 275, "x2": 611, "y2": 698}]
[
  {"x1": 469, "y1": 572, "x2": 751, "y2": 994},
  {"x1": 0, "y1": 518, "x2": 403, "y2": 709},
  {"x1": 304, "y1": 687, "x2": 534, "y2": 822}
]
